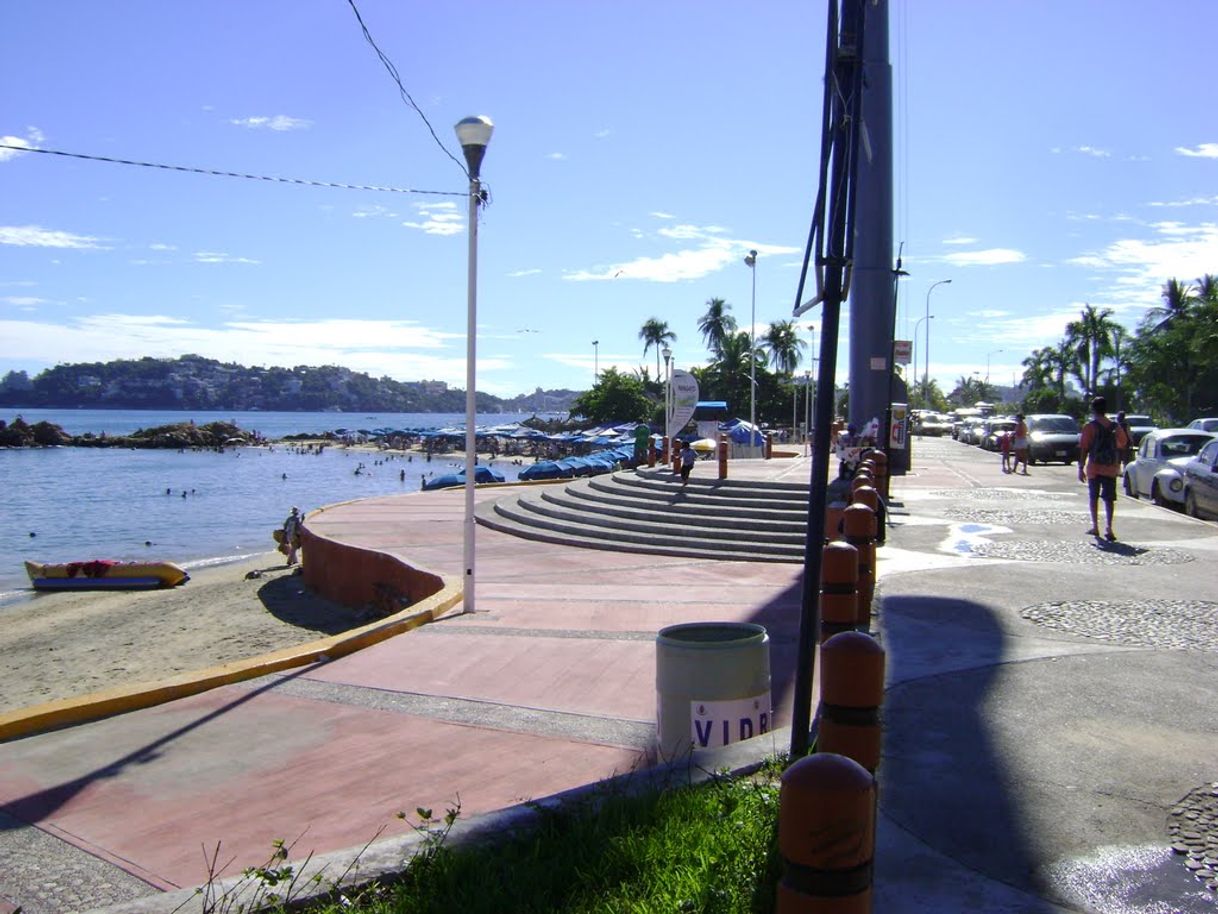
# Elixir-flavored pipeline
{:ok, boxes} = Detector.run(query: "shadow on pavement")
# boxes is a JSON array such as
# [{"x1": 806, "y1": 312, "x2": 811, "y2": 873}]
[{"x1": 880, "y1": 594, "x2": 1059, "y2": 907}]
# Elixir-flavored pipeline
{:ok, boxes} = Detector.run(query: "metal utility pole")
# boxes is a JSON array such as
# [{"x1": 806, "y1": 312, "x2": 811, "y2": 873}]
[
  {"x1": 790, "y1": 0, "x2": 869, "y2": 759},
  {"x1": 846, "y1": 0, "x2": 893, "y2": 435}
]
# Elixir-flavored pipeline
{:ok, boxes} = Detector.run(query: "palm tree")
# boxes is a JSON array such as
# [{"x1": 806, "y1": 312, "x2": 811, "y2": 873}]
[
  {"x1": 1145, "y1": 278, "x2": 1197, "y2": 329},
  {"x1": 762, "y1": 320, "x2": 805, "y2": 376},
  {"x1": 638, "y1": 318, "x2": 676, "y2": 380},
  {"x1": 711, "y1": 330, "x2": 760, "y2": 410},
  {"x1": 1020, "y1": 347, "x2": 1056, "y2": 392},
  {"x1": 697, "y1": 298, "x2": 737, "y2": 357},
  {"x1": 1065, "y1": 304, "x2": 1121, "y2": 396}
]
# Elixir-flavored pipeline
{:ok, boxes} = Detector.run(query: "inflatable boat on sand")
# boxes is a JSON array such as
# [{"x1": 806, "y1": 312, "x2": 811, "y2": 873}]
[{"x1": 24, "y1": 559, "x2": 190, "y2": 591}]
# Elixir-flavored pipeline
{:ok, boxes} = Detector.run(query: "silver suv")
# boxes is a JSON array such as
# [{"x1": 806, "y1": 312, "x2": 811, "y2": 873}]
[{"x1": 1027, "y1": 414, "x2": 1081, "y2": 465}]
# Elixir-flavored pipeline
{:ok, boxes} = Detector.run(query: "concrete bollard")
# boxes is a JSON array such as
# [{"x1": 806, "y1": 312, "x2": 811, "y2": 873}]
[
  {"x1": 661, "y1": 435, "x2": 671, "y2": 465},
  {"x1": 718, "y1": 433, "x2": 729, "y2": 480},
  {"x1": 818, "y1": 632, "x2": 886, "y2": 773},
  {"x1": 850, "y1": 485, "x2": 885, "y2": 547},
  {"x1": 842, "y1": 503, "x2": 877, "y2": 630},
  {"x1": 765, "y1": 432, "x2": 774, "y2": 460},
  {"x1": 820, "y1": 542, "x2": 859, "y2": 641},
  {"x1": 777, "y1": 753, "x2": 876, "y2": 913},
  {"x1": 647, "y1": 438, "x2": 658, "y2": 468}
]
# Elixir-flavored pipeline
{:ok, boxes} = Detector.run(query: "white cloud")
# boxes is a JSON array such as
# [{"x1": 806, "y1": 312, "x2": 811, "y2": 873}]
[
  {"x1": 230, "y1": 115, "x2": 312, "y2": 131},
  {"x1": 0, "y1": 225, "x2": 108, "y2": 249},
  {"x1": 942, "y1": 248, "x2": 1026, "y2": 267},
  {"x1": 594, "y1": 129, "x2": 612, "y2": 139},
  {"x1": 2, "y1": 296, "x2": 46, "y2": 307},
  {"x1": 352, "y1": 204, "x2": 398, "y2": 219},
  {"x1": 0, "y1": 127, "x2": 45, "y2": 162},
  {"x1": 402, "y1": 201, "x2": 463, "y2": 237},
  {"x1": 565, "y1": 223, "x2": 798, "y2": 283},
  {"x1": 507, "y1": 268, "x2": 541, "y2": 278},
  {"x1": 942, "y1": 235, "x2": 978, "y2": 245},
  {"x1": 0, "y1": 315, "x2": 514, "y2": 387},
  {"x1": 1075, "y1": 145, "x2": 1110, "y2": 158},
  {"x1": 1066, "y1": 221, "x2": 1218, "y2": 314},
  {"x1": 967, "y1": 309, "x2": 1011, "y2": 319},
  {"x1": 1148, "y1": 195, "x2": 1218, "y2": 208},
  {"x1": 545, "y1": 152, "x2": 566, "y2": 160},
  {"x1": 1174, "y1": 143, "x2": 1218, "y2": 159},
  {"x1": 193, "y1": 251, "x2": 260, "y2": 264},
  {"x1": 650, "y1": 211, "x2": 675, "y2": 220},
  {"x1": 148, "y1": 242, "x2": 177, "y2": 251}
]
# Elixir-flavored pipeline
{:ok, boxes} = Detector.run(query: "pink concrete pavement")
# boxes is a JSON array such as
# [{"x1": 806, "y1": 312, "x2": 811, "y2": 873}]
[{"x1": 0, "y1": 461, "x2": 813, "y2": 899}]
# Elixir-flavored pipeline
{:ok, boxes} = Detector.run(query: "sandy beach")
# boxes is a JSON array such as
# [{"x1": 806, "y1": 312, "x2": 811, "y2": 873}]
[{"x1": 0, "y1": 553, "x2": 369, "y2": 713}]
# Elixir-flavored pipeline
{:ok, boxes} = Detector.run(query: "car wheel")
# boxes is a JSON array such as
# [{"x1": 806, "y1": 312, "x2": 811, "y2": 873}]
[
  {"x1": 1151, "y1": 481, "x2": 1167, "y2": 507},
  {"x1": 1185, "y1": 490, "x2": 1199, "y2": 518},
  {"x1": 1124, "y1": 473, "x2": 1136, "y2": 499}
]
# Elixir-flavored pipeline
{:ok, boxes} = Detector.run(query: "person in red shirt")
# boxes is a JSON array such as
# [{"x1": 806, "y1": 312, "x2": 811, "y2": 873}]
[{"x1": 1077, "y1": 396, "x2": 1130, "y2": 541}]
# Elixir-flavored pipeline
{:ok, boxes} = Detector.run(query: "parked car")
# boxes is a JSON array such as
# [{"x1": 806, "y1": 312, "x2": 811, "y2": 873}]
[
  {"x1": 959, "y1": 418, "x2": 987, "y2": 446},
  {"x1": 1183, "y1": 438, "x2": 1218, "y2": 519},
  {"x1": 1187, "y1": 417, "x2": 1218, "y2": 433},
  {"x1": 981, "y1": 418, "x2": 1018, "y2": 451},
  {"x1": 1026, "y1": 414, "x2": 1080, "y2": 464},
  {"x1": 1123, "y1": 428, "x2": 1217, "y2": 507},
  {"x1": 917, "y1": 412, "x2": 953, "y2": 437},
  {"x1": 1122, "y1": 414, "x2": 1157, "y2": 446}
]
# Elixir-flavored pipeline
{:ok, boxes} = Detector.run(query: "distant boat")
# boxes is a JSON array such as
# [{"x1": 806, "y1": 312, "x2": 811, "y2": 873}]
[{"x1": 24, "y1": 559, "x2": 189, "y2": 591}]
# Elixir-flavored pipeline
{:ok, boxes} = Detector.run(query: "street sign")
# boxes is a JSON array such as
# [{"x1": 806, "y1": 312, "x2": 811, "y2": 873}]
[{"x1": 894, "y1": 339, "x2": 912, "y2": 364}]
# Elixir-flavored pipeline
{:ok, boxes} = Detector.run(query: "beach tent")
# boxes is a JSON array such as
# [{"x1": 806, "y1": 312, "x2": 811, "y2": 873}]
[
  {"x1": 723, "y1": 419, "x2": 765, "y2": 446},
  {"x1": 421, "y1": 466, "x2": 506, "y2": 491}
]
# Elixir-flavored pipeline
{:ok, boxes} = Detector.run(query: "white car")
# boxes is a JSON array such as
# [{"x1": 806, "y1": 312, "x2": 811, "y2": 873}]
[
  {"x1": 1187, "y1": 417, "x2": 1218, "y2": 433},
  {"x1": 1124, "y1": 428, "x2": 1217, "y2": 507}
]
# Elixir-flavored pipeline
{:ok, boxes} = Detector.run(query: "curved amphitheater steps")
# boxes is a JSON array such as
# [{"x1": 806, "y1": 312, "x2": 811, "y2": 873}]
[{"x1": 475, "y1": 467, "x2": 818, "y2": 563}]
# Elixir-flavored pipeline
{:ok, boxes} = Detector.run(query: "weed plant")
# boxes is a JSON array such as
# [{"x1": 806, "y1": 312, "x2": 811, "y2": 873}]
[{"x1": 306, "y1": 765, "x2": 783, "y2": 914}]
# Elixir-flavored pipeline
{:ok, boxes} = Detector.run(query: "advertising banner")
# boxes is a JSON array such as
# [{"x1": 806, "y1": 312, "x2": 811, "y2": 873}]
[{"x1": 668, "y1": 369, "x2": 699, "y2": 436}]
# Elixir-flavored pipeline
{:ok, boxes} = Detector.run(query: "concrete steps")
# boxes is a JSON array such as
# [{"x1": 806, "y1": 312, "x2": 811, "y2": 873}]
[{"x1": 476, "y1": 468, "x2": 825, "y2": 563}]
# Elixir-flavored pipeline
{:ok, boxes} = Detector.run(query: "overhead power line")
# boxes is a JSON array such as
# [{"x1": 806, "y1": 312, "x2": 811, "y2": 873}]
[
  {"x1": 344, "y1": 0, "x2": 469, "y2": 177},
  {"x1": 0, "y1": 143, "x2": 465, "y2": 196}
]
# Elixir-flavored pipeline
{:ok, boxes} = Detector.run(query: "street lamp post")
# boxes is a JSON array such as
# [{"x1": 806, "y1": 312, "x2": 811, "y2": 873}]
[
  {"x1": 986, "y1": 348, "x2": 1004, "y2": 384},
  {"x1": 804, "y1": 369, "x2": 812, "y2": 449},
  {"x1": 913, "y1": 314, "x2": 934, "y2": 401},
  {"x1": 592, "y1": 339, "x2": 599, "y2": 383},
  {"x1": 662, "y1": 345, "x2": 673, "y2": 439},
  {"x1": 455, "y1": 114, "x2": 493, "y2": 615},
  {"x1": 924, "y1": 278, "x2": 952, "y2": 396},
  {"x1": 744, "y1": 250, "x2": 758, "y2": 443}
]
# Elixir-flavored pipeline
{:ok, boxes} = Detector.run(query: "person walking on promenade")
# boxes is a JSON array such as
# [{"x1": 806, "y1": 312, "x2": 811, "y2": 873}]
[
  {"x1": 1000, "y1": 429, "x2": 1013, "y2": 473},
  {"x1": 1078, "y1": 396, "x2": 1130, "y2": 542},
  {"x1": 679, "y1": 439, "x2": 697, "y2": 485},
  {"x1": 281, "y1": 506, "x2": 302, "y2": 566},
  {"x1": 1012, "y1": 414, "x2": 1030, "y2": 475}
]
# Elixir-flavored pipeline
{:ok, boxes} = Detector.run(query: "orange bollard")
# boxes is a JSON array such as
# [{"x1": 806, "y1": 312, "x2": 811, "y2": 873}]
[
  {"x1": 765, "y1": 432, "x2": 774, "y2": 459},
  {"x1": 820, "y1": 542, "x2": 859, "y2": 641},
  {"x1": 661, "y1": 435, "x2": 671, "y2": 464},
  {"x1": 647, "y1": 438, "x2": 657, "y2": 468},
  {"x1": 842, "y1": 503, "x2": 877, "y2": 630},
  {"x1": 818, "y1": 632, "x2": 886, "y2": 773},
  {"x1": 851, "y1": 485, "x2": 884, "y2": 547},
  {"x1": 869, "y1": 451, "x2": 889, "y2": 500},
  {"x1": 849, "y1": 475, "x2": 873, "y2": 497},
  {"x1": 672, "y1": 443, "x2": 682, "y2": 476},
  {"x1": 718, "y1": 433, "x2": 729, "y2": 480},
  {"x1": 776, "y1": 753, "x2": 875, "y2": 913}
]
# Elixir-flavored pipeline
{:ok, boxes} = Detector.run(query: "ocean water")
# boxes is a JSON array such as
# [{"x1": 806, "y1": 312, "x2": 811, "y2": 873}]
[{"x1": 0, "y1": 410, "x2": 542, "y2": 605}]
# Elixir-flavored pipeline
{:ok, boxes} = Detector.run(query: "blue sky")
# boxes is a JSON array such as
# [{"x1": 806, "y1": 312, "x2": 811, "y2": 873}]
[{"x1": 2, "y1": 1, "x2": 1216, "y2": 398}]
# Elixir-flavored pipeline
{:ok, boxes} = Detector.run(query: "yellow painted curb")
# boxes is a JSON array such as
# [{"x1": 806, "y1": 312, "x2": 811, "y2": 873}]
[{"x1": 0, "y1": 581, "x2": 462, "y2": 743}]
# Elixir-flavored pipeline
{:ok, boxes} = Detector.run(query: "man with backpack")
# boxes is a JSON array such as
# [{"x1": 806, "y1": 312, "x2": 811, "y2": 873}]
[{"x1": 1078, "y1": 396, "x2": 1130, "y2": 542}]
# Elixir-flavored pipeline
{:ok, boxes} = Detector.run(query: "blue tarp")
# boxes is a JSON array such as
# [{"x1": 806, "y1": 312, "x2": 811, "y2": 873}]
[{"x1": 421, "y1": 466, "x2": 506, "y2": 490}]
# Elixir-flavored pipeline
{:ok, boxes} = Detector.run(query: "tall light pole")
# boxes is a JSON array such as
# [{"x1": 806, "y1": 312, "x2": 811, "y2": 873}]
[
  {"x1": 986, "y1": 348, "x2": 1004, "y2": 384},
  {"x1": 455, "y1": 114, "x2": 493, "y2": 615},
  {"x1": 744, "y1": 249, "x2": 758, "y2": 442},
  {"x1": 592, "y1": 339, "x2": 599, "y2": 383},
  {"x1": 804, "y1": 368, "x2": 812, "y2": 447},
  {"x1": 662, "y1": 345, "x2": 673, "y2": 439},
  {"x1": 913, "y1": 314, "x2": 934, "y2": 401},
  {"x1": 924, "y1": 278, "x2": 952, "y2": 395}
]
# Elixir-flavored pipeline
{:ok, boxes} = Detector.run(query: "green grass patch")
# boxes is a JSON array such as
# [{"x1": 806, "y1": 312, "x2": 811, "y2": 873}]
[{"x1": 305, "y1": 764, "x2": 784, "y2": 914}]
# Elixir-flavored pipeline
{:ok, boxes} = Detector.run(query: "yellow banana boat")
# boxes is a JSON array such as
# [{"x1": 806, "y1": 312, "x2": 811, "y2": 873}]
[{"x1": 24, "y1": 559, "x2": 190, "y2": 591}]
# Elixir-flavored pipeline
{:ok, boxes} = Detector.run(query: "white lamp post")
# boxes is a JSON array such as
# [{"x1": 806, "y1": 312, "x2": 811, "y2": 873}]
[
  {"x1": 455, "y1": 114, "x2": 493, "y2": 615},
  {"x1": 986, "y1": 348, "x2": 1004, "y2": 384},
  {"x1": 592, "y1": 340, "x2": 599, "y2": 383},
  {"x1": 913, "y1": 313, "x2": 934, "y2": 401},
  {"x1": 924, "y1": 278, "x2": 951, "y2": 396},
  {"x1": 661, "y1": 345, "x2": 673, "y2": 439},
  {"x1": 744, "y1": 250, "x2": 758, "y2": 443}
]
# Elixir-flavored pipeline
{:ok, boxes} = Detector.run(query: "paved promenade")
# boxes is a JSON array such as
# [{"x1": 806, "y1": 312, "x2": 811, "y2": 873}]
[{"x1": 1, "y1": 440, "x2": 1216, "y2": 913}]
